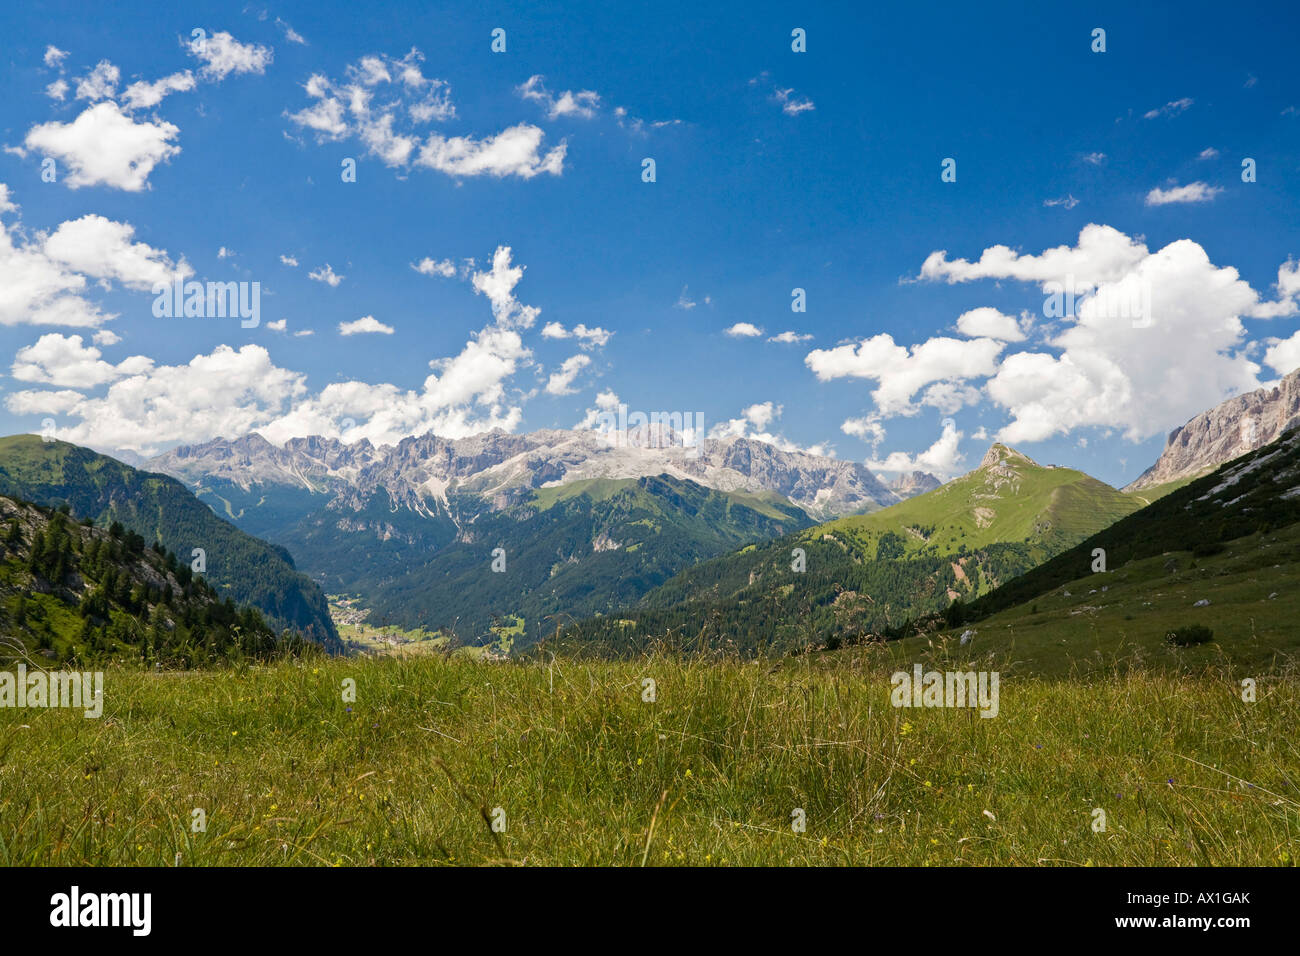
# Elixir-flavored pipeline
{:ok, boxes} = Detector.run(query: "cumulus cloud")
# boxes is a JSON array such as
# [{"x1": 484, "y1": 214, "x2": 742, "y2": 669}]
[
  {"x1": 768, "y1": 331, "x2": 812, "y2": 344},
  {"x1": 43, "y1": 214, "x2": 190, "y2": 289},
  {"x1": 806, "y1": 334, "x2": 1004, "y2": 416},
  {"x1": 189, "y1": 31, "x2": 273, "y2": 81},
  {"x1": 471, "y1": 246, "x2": 540, "y2": 330},
  {"x1": 517, "y1": 75, "x2": 600, "y2": 119},
  {"x1": 73, "y1": 60, "x2": 119, "y2": 101},
  {"x1": 416, "y1": 124, "x2": 565, "y2": 179},
  {"x1": 1145, "y1": 181, "x2": 1223, "y2": 206},
  {"x1": 288, "y1": 50, "x2": 561, "y2": 179},
  {"x1": 25, "y1": 102, "x2": 180, "y2": 191},
  {"x1": 279, "y1": 254, "x2": 299, "y2": 267},
  {"x1": 725, "y1": 322, "x2": 763, "y2": 338},
  {"x1": 545, "y1": 354, "x2": 591, "y2": 395},
  {"x1": 413, "y1": 256, "x2": 456, "y2": 277},
  {"x1": 121, "y1": 71, "x2": 196, "y2": 110},
  {"x1": 0, "y1": 191, "x2": 187, "y2": 328},
  {"x1": 915, "y1": 226, "x2": 1288, "y2": 444},
  {"x1": 709, "y1": 401, "x2": 831, "y2": 457},
  {"x1": 11, "y1": 333, "x2": 151, "y2": 388},
  {"x1": 955, "y1": 307, "x2": 1026, "y2": 342},
  {"x1": 8, "y1": 246, "x2": 553, "y2": 453},
  {"x1": 539, "y1": 321, "x2": 612, "y2": 349},
  {"x1": 1264, "y1": 331, "x2": 1300, "y2": 376},
  {"x1": 44, "y1": 45, "x2": 69, "y2": 69},
  {"x1": 918, "y1": 223, "x2": 1148, "y2": 290},
  {"x1": 338, "y1": 315, "x2": 394, "y2": 336},
  {"x1": 308, "y1": 263, "x2": 343, "y2": 286},
  {"x1": 12, "y1": 329, "x2": 531, "y2": 454},
  {"x1": 869, "y1": 418, "x2": 965, "y2": 477}
]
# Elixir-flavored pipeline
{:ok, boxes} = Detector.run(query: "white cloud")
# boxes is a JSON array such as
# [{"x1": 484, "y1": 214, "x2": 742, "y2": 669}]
[
  {"x1": 416, "y1": 124, "x2": 565, "y2": 179},
  {"x1": 1081, "y1": 152, "x2": 1106, "y2": 165},
  {"x1": 1264, "y1": 331, "x2": 1300, "y2": 376},
  {"x1": 291, "y1": 50, "x2": 569, "y2": 180},
  {"x1": 338, "y1": 315, "x2": 394, "y2": 336},
  {"x1": 471, "y1": 246, "x2": 540, "y2": 329},
  {"x1": 575, "y1": 389, "x2": 622, "y2": 429},
  {"x1": 545, "y1": 354, "x2": 591, "y2": 395},
  {"x1": 517, "y1": 75, "x2": 600, "y2": 119},
  {"x1": 675, "y1": 286, "x2": 697, "y2": 310},
  {"x1": 920, "y1": 382, "x2": 983, "y2": 415},
  {"x1": 725, "y1": 322, "x2": 763, "y2": 338},
  {"x1": 92, "y1": 329, "x2": 121, "y2": 346},
  {"x1": 278, "y1": 19, "x2": 306, "y2": 45},
  {"x1": 1144, "y1": 97, "x2": 1194, "y2": 119},
  {"x1": 279, "y1": 254, "x2": 299, "y2": 267},
  {"x1": 1043, "y1": 194, "x2": 1079, "y2": 209},
  {"x1": 121, "y1": 71, "x2": 196, "y2": 110},
  {"x1": 25, "y1": 102, "x2": 180, "y2": 191},
  {"x1": 955, "y1": 307, "x2": 1026, "y2": 342},
  {"x1": 806, "y1": 334, "x2": 1004, "y2": 416},
  {"x1": 7, "y1": 389, "x2": 85, "y2": 415},
  {"x1": 11, "y1": 333, "x2": 151, "y2": 388},
  {"x1": 919, "y1": 223, "x2": 1148, "y2": 289},
  {"x1": 768, "y1": 330, "x2": 812, "y2": 344},
  {"x1": 1198, "y1": 147, "x2": 1220, "y2": 160},
  {"x1": 868, "y1": 418, "x2": 965, "y2": 477},
  {"x1": 413, "y1": 256, "x2": 456, "y2": 277},
  {"x1": 74, "y1": 60, "x2": 119, "y2": 101},
  {"x1": 43, "y1": 214, "x2": 190, "y2": 289},
  {"x1": 189, "y1": 31, "x2": 273, "y2": 81},
  {"x1": 9, "y1": 251, "x2": 547, "y2": 452},
  {"x1": 1145, "y1": 181, "x2": 1223, "y2": 206},
  {"x1": 266, "y1": 319, "x2": 288, "y2": 332},
  {"x1": 45, "y1": 78, "x2": 69, "y2": 101},
  {"x1": 539, "y1": 321, "x2": 611, "y2": 349},
  {"x1": 911, "y1": 227, "x2": 1300, "y2": 445},
  {"x1": 709, "y1": 401, "x2": 831, "y2": 457},
  {"x1": 0, "y1": 193, "x2": 186, "y2": 328},
  {"x1": 308, "y1": 263, "x2": 343, "y2": 286},
  {"x1": 217, "y1": 246, "x2": 235, "y2": 259},
  {"x1": 971, "y1": 235, "x2": 1271, "y2": 443},
  {"x1": 44, "y1": 45, "x2": 69, "y2": 69},
  {"x1": 773, "y1": 88, "x2": 815, "y2": 115}
]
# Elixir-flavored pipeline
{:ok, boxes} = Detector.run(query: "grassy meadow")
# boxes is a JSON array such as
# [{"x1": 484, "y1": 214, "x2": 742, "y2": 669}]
[{"x1": 1, "y1": 650, "x2": 1296, "y2": 866}]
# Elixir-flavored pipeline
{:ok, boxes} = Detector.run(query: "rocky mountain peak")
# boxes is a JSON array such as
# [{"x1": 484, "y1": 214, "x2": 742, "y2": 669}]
[{"x1": 1126, "y1": 367, "x2": 1300, "y2": 492}]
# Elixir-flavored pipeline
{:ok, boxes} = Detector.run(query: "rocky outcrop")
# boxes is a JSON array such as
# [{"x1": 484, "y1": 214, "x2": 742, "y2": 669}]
[{"x1": 1126, "y1": 368, "x2": 1300, "y2": 491}]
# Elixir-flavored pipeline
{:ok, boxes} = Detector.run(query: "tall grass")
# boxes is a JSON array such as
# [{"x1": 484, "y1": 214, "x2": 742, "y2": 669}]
[{"x1": 0, "y1": 651, "x2": 1296, "y2": 866}]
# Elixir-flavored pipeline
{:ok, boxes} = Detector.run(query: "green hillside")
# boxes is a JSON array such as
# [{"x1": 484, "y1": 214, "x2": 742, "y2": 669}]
[
  {"x1": 558, "y1": 445, "x2": 1142, "y2": 655},
  {"x1": 0, "y1": 435, "x2": 340, "y2": 650},
  {"x1": 0, "y1": 494, "x2": 315, "y2": 667},
  {"x1": 904, "y1": 423, "x2": 1300, "y2": 673},
  {"x1": 813, "y1": 444, "x2": 1140, "y2": 556},
  {"x1": 327, "y1": 474, "x2": 813, "y2": 645}
]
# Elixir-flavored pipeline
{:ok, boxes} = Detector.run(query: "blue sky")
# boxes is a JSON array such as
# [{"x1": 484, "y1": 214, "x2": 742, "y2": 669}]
[{"x1": 0, "y1": 0, "x2": 1297, "y2": 486}]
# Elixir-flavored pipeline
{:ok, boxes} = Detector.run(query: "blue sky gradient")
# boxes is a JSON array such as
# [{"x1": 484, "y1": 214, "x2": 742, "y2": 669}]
[{"x1": 1, "y1": 0, "x2": 1297, "y2": 486}]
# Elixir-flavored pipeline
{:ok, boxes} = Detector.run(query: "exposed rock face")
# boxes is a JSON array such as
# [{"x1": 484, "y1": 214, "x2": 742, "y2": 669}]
[
  {"x1": 1126, "y1": 368, "x2": 1300, "y2": 492},
  {"x1": 885, "y1": 470, "x2": 942, "y2": 499},
  {"x1": 150, "y1": 428, "x2": 903, "y2": 521}
]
